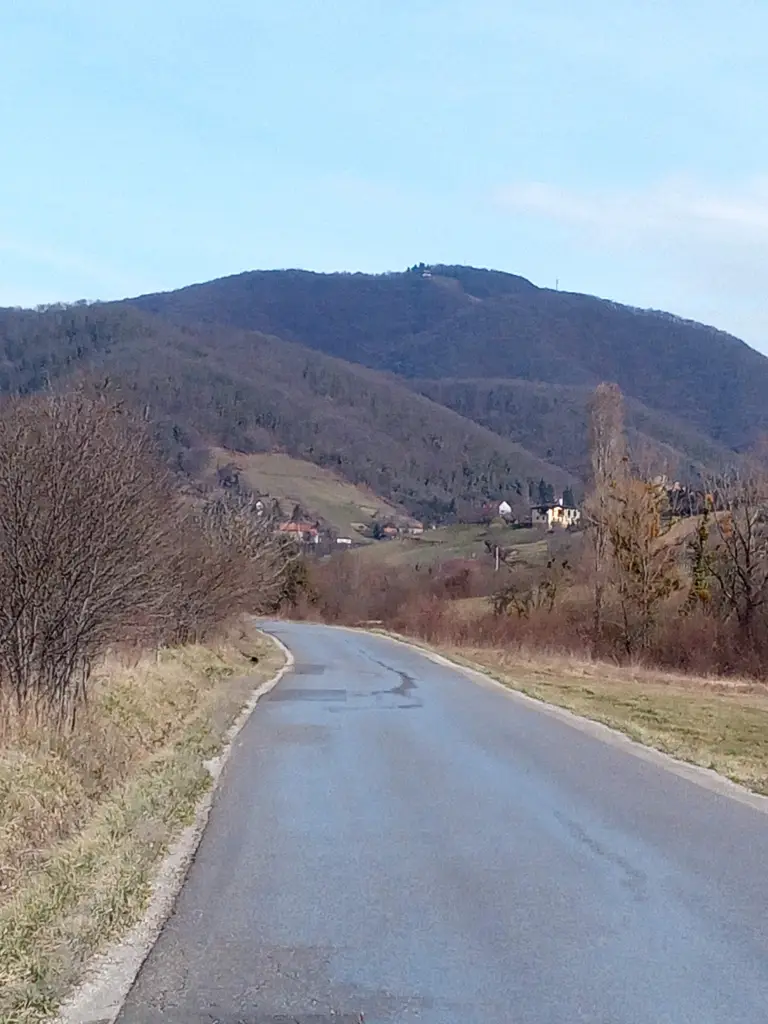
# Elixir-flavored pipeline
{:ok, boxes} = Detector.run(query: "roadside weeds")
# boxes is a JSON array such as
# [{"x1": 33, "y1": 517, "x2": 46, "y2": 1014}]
[{"x1": 0, "y1": 627, "x2": 285, "y2": 1024}]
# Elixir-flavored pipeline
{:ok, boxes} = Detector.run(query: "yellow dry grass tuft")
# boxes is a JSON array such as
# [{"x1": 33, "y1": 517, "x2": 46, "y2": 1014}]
[{"x1": 0, "y1": 628, "x2": 284, "y2": 1024}]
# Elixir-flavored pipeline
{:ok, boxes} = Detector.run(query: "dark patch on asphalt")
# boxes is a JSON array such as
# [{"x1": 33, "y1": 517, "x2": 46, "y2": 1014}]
[
  {"x1": 374, "y1": 668, "x2": 417, "y2": 701},
  {"x1": 289, "y1": 663, "x2": 327, "y2": 676},
  {"x1": 270, "y1": 723, "x2": 332, "y2": 745},
  {"x1": 370, "y1": 659, "x2": 421, "y2": 709},
  {"x1": 269, "y1": 655, "x2": 421, "y2": 714},
  {"x1": 269, "y1": 688, "x2": 347, "y2": 703},
  {"x1": 327, "y1": 703, "x2": 421, "y2": 713},
  {"x1": 327, "y1": 666, "x2": 422, "y2": 713}
]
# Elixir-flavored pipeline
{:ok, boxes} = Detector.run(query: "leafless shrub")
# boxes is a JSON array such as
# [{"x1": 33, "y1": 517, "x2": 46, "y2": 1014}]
[
  {"x1": 164, "y1": 492, "x2": 303, "y2": 644},
  {"x1": 0, "y1": 391, "x2": 175, "y2": 727},
  {"x1": 0, "y1": 391, "x2": 300, "y2": 728},
  {"x1": 200, "y1": 492, "x2": 300, "y2": 608},
  {"x1": 492, "y1": 558, "x2": 571, "y2": 617}
]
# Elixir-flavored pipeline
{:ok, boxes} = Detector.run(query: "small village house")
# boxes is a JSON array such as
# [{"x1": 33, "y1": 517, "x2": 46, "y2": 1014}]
[
  {"x1": 530, "y1": 497, "x2": 580, "y2": 529},
  {"x1": 278, "y1": 521, "x2": 320, "y2": 544}
]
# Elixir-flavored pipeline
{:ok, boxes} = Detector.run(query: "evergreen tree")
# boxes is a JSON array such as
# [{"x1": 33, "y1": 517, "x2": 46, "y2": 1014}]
[{"x1": 538, "y1": 479, "x2": 554, "y2": 505}]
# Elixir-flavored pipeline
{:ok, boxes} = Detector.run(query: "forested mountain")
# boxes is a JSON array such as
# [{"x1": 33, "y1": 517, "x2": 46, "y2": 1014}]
[
  {"x1": 0, "y1": 303, "x2": 572, "y2": 518},
  {"x1": 133, "y1": 264, "x2": 768, "y2": 455},
  {"x1": 1, "y1": 262, "x2": 766, "y2": 517}
]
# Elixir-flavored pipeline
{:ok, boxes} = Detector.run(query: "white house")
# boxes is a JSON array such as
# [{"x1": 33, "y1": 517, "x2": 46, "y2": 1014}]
[{"x1": 498, "y1": 500, "x2": 513, "y2": 518}]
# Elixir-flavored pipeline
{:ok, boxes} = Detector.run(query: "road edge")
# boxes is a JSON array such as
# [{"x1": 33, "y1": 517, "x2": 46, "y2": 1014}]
[
  {"x1": 362, "y1": 626, "x2": 768, "y2": 817},
  {"x1": 55, "y1": 634, "x2": 294, "y2": 1024}
]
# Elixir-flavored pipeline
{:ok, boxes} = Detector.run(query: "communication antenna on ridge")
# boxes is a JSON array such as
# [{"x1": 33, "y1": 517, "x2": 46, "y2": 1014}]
[{"x1": 555, "y1": 278, "x2": 559, "y2": 290}]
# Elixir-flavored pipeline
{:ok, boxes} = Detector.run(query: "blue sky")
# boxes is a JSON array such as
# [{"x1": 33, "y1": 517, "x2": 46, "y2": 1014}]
[{"x1": 3, "y1": 0, "x2": 768, "y2": 350}]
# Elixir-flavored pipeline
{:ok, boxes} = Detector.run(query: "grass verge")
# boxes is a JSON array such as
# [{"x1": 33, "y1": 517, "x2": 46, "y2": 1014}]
[
  {"x1": 0, "y1": 626, "x2": 284, "y2": 1024},
  {"x1": 390, "y1": 633, "x2": 768, "y2": 797}
]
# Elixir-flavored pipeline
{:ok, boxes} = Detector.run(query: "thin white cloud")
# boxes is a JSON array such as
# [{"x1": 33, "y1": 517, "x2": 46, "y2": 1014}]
[
  {"x1": 0, "y1": 236, "x2": 145, "y2": 306},
  {"x1": 497, "y1": 177, "x2": 768, "y2": 242},
  {"x1": 494, "y1": 177, "x2": 768, "y2": 349}
]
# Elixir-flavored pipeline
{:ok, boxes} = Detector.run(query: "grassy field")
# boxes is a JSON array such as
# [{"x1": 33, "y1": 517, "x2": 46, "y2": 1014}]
[
  {"x1": 0, "y1": 627, "x2": 284, "y2": 1024},
  {"x1": 430, "y1": 643, "x2": 768, "y2": 795},
  {"x1": 204, "y1": 448, "x2": 408, "y2": 540},
  {"x1": 352, "y1": 522, "x2": 552, "y2": 568}
]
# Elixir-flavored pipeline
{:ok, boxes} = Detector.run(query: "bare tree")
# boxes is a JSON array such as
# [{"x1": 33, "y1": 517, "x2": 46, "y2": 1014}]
[
  {"x1": 584, "y1": 383, "x2": 627, "y2": 650},
  {"x1": 706, "y1": 469, "x2": 768, "y2": 642}
]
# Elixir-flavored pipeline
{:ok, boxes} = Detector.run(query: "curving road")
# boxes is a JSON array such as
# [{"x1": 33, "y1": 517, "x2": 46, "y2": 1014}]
[{"x1": 118, "y1": 622, "x2": 768, "y2": 1023}]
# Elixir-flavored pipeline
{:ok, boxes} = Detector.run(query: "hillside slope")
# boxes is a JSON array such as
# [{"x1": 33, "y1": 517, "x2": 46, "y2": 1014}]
[
  {"x1": 131, "y1": 265, "x2": 768, "y2": 454},
  {"x1": 0, "y1": 304, "x2": 573, "y2": 518},
  {"x1": 415, "y1": 378, "x2": 737, "y2": 481},
  {"x1": 201, "y1": 449, "x2": 412, "y2": 540}
]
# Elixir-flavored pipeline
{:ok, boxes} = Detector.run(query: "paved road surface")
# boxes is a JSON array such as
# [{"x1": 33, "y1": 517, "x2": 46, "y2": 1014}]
[{"x1": 118, "y1": 623, "x2": 768, "y2": 1023}]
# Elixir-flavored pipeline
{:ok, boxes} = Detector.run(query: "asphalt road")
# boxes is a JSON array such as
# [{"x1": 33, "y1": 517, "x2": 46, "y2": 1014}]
[{"x1": 118, "y1": 622, "x2": 768, "y2": 1023}]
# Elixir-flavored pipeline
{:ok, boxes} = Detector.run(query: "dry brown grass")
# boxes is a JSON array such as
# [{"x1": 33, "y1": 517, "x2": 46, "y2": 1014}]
[
  {"x1": 430, "y1": 641, "x2": 768, "y2": 795},
  {"x1": 0, "y1": 626, "x2": 284, "y2": 1024}
]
